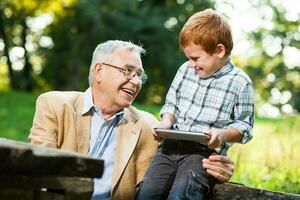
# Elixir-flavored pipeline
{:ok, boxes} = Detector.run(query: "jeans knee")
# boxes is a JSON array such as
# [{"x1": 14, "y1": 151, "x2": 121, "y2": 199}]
[{"x1": 185, "y1": 170, "x2": 211, "y2": 199}]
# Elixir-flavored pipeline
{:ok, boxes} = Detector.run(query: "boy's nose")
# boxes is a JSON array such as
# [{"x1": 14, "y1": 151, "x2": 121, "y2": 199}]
[{"x1": 189, "y1": 60, "x2": 197, "y2": 68}]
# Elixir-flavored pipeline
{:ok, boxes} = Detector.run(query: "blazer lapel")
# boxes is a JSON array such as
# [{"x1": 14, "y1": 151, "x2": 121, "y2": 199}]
[
  {"x1": 75, "y1": 94, "x2": 91, "y2": 155},
  {"x1": 111, "y1": 108, "x2": 141, "y2": 191}
]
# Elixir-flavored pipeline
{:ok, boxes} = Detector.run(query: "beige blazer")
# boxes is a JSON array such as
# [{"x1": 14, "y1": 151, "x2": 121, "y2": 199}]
[{"x1": 29, "y1": 91, "x2": 159, "y2": 200}]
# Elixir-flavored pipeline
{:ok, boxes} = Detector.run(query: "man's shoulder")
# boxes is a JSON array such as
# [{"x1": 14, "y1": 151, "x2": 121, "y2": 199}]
[
  {"x1": 37, "y1": 91, "x2": 84, "y2": 106},
  {"x1": 38, "y1": 91, "x2": 83, "y2": 100}
]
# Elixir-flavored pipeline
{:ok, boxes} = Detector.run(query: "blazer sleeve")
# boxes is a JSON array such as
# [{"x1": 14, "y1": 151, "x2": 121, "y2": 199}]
[{"x1": 28, "y1": 93, "x2": 58, "y2": 148}]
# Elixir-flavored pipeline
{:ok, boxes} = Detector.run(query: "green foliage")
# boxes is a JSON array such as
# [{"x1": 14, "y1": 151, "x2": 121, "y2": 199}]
[
  {"x1": 233, "y1": 0, "x2": 300, "y2": 112},
  {"x1": 40, "y1": 0, "x2": 215, "y2": 103},
  {"x1": 1, "y1": 0, "x2": 300, "y2": 112},
  {"x1": 0, "y1": 0, "x2": 76, "y2": 91}
]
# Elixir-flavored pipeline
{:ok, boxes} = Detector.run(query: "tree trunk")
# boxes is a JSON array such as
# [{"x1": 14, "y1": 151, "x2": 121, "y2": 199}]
[
  {"x1": 20, "y1": 18, "x2": 34, "y2": 91},
  {"x1": 0, "y1": 10, "x2": 17, "y2": 90}
]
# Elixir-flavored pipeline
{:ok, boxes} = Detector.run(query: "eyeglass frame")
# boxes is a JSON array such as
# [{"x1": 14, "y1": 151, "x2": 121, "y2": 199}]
[{"x1": 98, "y1": 62, "x2": 148, "y2": 84}]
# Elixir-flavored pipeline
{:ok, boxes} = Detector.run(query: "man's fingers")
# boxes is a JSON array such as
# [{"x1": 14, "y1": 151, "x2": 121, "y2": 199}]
[
  {"x1": 204, "y1": 162, "x2": 232, "y2": 181},
  {"x1": 204, "y1": 162, "x2": 234, "y2": 173},
  {"x1": 208, "y1": 154, "x2": 234, "y2": 165},
  {"x1": 203, "y1": 161, "x2": 234, "y2": 183},
  {"x1": 206, "y1": 169, "x2": 230, "y2": 182},
  {"x1": 203, "y1": 159, "x2": 234, "y2": 171}
]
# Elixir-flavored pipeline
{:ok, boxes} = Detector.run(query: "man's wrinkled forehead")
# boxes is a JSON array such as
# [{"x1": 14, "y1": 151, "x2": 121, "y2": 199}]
[{"x1": 111, "y1": 48, "x2": 143, "y2": 69}]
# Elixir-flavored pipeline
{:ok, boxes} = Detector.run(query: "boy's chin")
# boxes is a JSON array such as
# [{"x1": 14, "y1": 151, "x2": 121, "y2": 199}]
[{"x1": 197, "y1": 72, "x2": 211, "y2": 79}]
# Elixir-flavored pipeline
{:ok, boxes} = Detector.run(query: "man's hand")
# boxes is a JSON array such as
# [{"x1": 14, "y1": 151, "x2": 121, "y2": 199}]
[{"x1": 202, "y1": 154, "x2": 234, "y2": 182}]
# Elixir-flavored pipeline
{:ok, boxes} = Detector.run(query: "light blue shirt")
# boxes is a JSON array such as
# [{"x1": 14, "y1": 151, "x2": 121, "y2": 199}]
[{"x1": 82, "y1": 88, "x2": 124, "y2": 200}]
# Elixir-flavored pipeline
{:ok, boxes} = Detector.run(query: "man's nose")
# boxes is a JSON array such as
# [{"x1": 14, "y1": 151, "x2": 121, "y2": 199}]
[{"x1": 129, "y1": 74, "x2": 141, "y2": 85}]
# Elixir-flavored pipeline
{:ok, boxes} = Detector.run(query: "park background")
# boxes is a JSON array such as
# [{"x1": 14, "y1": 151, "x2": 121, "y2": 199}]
[{"x1": 0, "y1": 0, "x2": 299, "y2": 195}]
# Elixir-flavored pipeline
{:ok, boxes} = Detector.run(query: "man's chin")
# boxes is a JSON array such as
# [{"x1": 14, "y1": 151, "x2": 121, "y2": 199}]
[{"x1": 119, "y1": 101, "x2": 132, "y2": 109}]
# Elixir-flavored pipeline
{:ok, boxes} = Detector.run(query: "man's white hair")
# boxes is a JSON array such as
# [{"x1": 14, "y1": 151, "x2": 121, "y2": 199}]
[{"x1": 88, "y1": 40, "x2": 146, "y2": 86}]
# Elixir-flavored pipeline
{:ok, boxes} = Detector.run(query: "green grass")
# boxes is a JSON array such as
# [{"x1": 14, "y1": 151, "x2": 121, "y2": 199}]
[
  {"x1": 0, "y1": 91, "x2": 39, "y2": 141},
  {"x1": 1, "y1": 91, "x2": 300, "y2": 194},
  {"x1": 228, "y1": 116, "x2": 300, "y2": 193}
]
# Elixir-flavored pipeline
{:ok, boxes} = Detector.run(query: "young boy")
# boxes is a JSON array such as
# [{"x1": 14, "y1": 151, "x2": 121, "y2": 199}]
[{"x1": 134, "y1": 9, "x2": 254, "y2": 200}]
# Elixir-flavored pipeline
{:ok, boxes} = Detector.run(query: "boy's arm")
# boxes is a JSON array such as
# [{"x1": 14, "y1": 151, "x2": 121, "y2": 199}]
[
  {"x1": 152, "y1": 113, "x2": 176, "y2": 141},
  {"x1": 158, "y1": 113, "x2": 176, "y2": 128},
  {"x1": 208, "y1": 128, "x2": 242, "y2": 149},
  {"x1": 208, "y1": 80, "x2": 254, "y2": 149},
  {"x1": 227, "y1": 81, "x2": 255, "y2": 144},
  {"x1": 160, "y1": 62, "x2": 187, "y2": 117}
]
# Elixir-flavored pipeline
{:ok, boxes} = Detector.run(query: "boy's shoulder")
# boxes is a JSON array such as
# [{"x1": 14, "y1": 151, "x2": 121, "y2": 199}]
[
  {"x1": 178, "y1": 61, "x2": 190, "y2": 71},
  {"x1": 229, "y1": 63, "x2": 253, "y2": 85}
]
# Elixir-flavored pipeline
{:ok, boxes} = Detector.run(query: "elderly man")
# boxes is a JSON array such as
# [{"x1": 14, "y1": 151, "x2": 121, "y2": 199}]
[{"x1": 29, "y1": 40, "x2": 234, "y2": 200}]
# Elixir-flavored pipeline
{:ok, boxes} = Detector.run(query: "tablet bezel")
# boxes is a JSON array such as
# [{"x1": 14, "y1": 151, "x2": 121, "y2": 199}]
[{"x1": 154, "y1": 128, "x2": 210, "y2": 143}]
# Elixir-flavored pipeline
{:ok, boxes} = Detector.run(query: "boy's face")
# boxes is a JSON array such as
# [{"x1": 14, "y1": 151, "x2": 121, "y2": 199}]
[{"x1": 183, "y1": 43, "x2": 225, "y2": 79}]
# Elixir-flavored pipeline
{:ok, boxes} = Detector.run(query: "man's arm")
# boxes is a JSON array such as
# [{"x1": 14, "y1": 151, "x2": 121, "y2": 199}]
[
  {"x1": 28, "y1": 93, "x2": 58, "y2": 148},
  {"x1": 202, "y1": 154, "x2": 234, "y2": 182}
]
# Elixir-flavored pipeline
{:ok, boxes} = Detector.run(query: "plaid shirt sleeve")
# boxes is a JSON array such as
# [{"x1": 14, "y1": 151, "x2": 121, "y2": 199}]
[
  {"x1": 227, "y1": 80, "x2": 255, "y2": 144},
  {"x1": 160, "y1": 63, "x2": 187, "y2": 118}
]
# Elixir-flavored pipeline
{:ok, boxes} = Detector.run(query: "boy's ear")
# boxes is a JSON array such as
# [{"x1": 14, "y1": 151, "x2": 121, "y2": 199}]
[{"x1": 215, "y1": 44, "x2": 226, "y2": 58}]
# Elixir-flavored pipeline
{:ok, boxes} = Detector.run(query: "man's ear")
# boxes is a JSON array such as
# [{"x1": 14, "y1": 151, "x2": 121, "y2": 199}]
[
  {"x1": 95, "y1": 63, "x2": 103, "y2": 83},
  {"x1": 215, "y1": 44, "x2": 226, "y2": 59}
]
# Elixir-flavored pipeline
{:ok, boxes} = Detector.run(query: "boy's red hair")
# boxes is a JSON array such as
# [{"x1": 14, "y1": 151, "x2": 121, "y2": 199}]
[{"x1": 179, "y1": 9, "x2": 233, "y2": 56}]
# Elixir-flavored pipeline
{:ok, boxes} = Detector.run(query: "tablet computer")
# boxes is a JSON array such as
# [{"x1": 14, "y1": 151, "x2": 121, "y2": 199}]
[{"x1": 154, "y1": 128, "x2": 210, "y2": 144}]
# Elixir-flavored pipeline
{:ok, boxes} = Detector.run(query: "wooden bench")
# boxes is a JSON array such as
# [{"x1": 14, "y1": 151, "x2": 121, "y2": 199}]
[
  {"x1": 209, "y1": 182, "x2": 300, "y2": 200},
  {"x1": 0, "y1": 138, "x2": 103, "y2": 200},
  {"x1": 1, "y1": 137, "x2": 300, "y2": 200}
]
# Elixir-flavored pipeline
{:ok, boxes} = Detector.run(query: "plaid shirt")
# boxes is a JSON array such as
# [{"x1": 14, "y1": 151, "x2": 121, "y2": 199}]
[{"x1": 161, "y1": 60, "x2": 254, "y2": 154}]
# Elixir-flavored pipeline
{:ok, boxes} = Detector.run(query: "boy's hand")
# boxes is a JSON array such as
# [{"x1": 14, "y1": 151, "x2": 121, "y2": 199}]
[
  {"x1": 207, "y1": 129, "x2": 225, "y2": 149},
  {"x1": 152, "y1": 121, "x2": 171, "y2": 142}
]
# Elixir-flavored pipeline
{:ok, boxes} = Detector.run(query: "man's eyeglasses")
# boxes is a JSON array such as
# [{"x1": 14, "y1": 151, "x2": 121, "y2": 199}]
[{"x1": 100, "y1": 62, "x2": 148, "y2": 84}]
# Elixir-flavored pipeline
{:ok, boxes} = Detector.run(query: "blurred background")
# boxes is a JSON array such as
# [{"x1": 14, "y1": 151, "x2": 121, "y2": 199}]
[{"x1": 0, "y1": 0, "x2": 299, "y2": 194}]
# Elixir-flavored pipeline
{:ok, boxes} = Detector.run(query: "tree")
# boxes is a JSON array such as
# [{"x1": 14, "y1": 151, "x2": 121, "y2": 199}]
[
  {"x1": 0, "y1": 0, "x2": 75, "y2": 91},
  {"x1": 1, "y1": 0, "x2": 216, "y2": 104},
  {"x1": 233, "y1": 0, "x2": 300, "y2": 113},
  {"x1": 41, "y1": 0, "x2": 214, "y2": 104}
]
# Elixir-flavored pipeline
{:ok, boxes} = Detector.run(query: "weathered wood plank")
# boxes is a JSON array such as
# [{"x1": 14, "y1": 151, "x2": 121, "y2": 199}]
[
  {"x1": 0, "y1": 175, "x2": 93, "y2": 200},
  {"x1": 208, "y1": 183, "x2": 300, "y2": 200},
  {"x1": 0, "y1": 138, "x2": 103, "y2": 178}
]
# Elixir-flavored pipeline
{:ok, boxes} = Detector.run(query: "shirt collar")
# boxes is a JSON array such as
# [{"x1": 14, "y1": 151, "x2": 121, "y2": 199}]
[
  {"x1": 82, "y1": 87, "x2": 94, "y2": 115},
  {"x1": 82, "y1": 88, "x2": 124, "y2": 123},
  {"x1": 211, "y1": 59, "x2": 234, "y2": 78}
]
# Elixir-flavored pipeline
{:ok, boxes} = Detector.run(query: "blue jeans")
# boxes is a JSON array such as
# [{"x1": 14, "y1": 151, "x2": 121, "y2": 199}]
[{"x1": 134, "y1": 139, "x2": 218, "y2": 200}]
